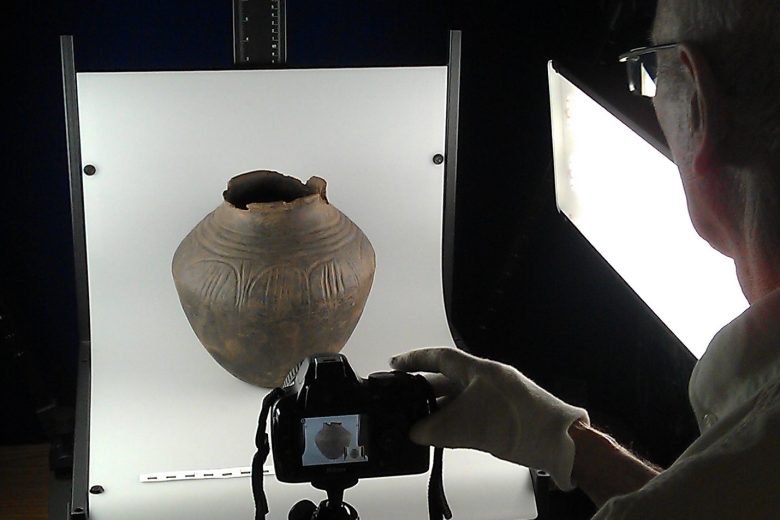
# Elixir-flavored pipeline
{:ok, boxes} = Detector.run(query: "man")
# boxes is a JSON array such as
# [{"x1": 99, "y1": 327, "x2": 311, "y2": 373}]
[{"x1": 391, "y1": 0, "x2": 780, "y2": 517}]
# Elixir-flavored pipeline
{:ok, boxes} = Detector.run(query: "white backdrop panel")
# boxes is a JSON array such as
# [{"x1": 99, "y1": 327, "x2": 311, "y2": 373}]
[{"x1": 77, "y1": 67, "x2": 536, "y2": 519}]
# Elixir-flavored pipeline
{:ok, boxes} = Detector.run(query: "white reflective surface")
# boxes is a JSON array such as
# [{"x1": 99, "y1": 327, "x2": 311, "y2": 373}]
[
  {"x1": 548, "y1": 62, "x2": 747, "y2": 358},
  {"x1": 77, "y1": 67, "x2": 536, "y2": 519}
]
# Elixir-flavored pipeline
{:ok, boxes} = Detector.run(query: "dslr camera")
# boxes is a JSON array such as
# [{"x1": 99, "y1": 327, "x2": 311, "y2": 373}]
[{"x1": 270, "y1": 353, "x2": 435, "y2": 485}]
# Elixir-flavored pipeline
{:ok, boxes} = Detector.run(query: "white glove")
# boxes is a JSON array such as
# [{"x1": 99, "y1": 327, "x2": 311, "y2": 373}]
[{"x1": 390, "y1": 347, "x2": 589, "y2": 490}]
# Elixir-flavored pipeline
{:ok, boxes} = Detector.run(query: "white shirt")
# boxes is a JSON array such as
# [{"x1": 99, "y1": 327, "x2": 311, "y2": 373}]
[{"x1": 593, "y1": 288, "x2": 780, "y2": 519}]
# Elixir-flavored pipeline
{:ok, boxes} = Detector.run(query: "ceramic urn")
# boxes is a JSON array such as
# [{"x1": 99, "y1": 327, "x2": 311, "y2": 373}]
[
  {"x1": 172, "y1": 170, "x2": 376, "y2": 387},
  {"x1": 315, "y1": 422, "x2": 352, "y2": 460}
]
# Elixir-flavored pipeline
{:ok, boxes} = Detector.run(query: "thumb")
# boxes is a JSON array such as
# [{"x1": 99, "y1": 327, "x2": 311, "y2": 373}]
[
  {"x1": 407, "y1": 389, "x2": 484, "y2": 449},
  {"x1": 408, "y1": 414, "x2": 440, "y2": 446}
]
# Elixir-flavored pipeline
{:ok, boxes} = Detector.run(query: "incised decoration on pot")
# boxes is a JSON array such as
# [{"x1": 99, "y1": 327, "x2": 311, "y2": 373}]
[{"x1": 172, "y1": 170, "x2": 376, "y2": 387}]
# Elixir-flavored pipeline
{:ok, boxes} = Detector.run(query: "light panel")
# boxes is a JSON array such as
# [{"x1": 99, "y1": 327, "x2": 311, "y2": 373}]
[{"x1": 548, "y1": 62, "x2": 747, "y2": 358}]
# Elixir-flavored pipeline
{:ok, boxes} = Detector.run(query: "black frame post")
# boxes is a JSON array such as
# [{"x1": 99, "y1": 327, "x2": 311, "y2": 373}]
[
  {"x1": 443, "y1": 30, "x2": 462, "y2": 343},
  {"x1": 60, "y1": 34, "x2": 91, "y2": 520}
]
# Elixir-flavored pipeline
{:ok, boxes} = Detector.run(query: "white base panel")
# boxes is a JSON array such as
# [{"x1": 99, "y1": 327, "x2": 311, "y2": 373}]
[{"x1": 76, "y1": 67, "x2": 537, "y2": 519}]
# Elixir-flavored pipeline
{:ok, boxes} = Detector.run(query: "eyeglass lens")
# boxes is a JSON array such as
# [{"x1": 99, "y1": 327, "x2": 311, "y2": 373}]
[{"x1": 628, "y1": 54, "x2": 659, "y2": 97}]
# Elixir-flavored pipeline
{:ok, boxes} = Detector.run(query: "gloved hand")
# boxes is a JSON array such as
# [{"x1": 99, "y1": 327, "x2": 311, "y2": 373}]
[{"x1": 390, "y1": 347, "x2": 589, "y2": 490}]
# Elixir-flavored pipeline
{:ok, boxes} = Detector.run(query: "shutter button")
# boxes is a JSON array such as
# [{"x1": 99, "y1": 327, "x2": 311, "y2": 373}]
[{"x1": 368, "y1": 372, "x2": 396, "y2": 385}]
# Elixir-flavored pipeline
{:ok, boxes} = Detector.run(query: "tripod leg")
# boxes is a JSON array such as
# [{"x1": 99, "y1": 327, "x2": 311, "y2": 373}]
[{"x1": 326, "y1": 488, "x2": 344, "y2": 508}]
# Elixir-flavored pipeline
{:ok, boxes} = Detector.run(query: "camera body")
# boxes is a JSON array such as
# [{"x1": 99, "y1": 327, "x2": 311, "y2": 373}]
[{"x1": 270, "y1": 353, "x2": 435, "y2": 484}]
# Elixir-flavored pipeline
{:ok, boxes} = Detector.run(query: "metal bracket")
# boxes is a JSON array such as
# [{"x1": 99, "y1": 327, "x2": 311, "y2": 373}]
[{"x1": 233, "y1": 0, "x2": 287, "y2": 66}]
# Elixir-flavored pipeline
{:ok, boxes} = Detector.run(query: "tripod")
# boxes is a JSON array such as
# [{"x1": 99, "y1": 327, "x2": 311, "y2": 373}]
[{"x1": 288, "y1": 476, "x2": 360, "y2": 520}]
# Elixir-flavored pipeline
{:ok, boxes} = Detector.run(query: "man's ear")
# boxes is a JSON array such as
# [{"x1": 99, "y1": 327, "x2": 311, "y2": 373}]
[
  {"x1": 674, "y1": 43, "x2": 739, "y2": 258},
  {"x1": 677, "y1": 43, "x2": 729, "y2": 175}
]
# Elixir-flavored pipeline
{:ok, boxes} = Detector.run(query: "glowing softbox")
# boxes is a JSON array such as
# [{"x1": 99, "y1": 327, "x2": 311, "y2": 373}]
[{"x1": 548, "y1": 61, "x2": 747, "y2": 359}]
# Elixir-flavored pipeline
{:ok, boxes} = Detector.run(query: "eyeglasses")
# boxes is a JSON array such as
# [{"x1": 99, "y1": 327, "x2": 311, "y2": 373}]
[{"x1": 618, "y1": 43, "x2": 679, "y2": 98}]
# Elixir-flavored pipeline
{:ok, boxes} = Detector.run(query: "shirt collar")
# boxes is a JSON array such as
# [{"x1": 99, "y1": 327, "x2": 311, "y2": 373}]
[{"x1": 689, "y1": 287, "x2": 780, "y2": 431}]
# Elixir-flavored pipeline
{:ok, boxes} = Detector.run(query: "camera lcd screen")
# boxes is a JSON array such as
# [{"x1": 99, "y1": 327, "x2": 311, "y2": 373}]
[{"x1": 301, "y1": 414, "x2": 369, "y2": 466}]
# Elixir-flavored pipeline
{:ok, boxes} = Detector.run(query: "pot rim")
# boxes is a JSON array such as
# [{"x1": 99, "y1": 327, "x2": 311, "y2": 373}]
[{"x1": 223, "y1": 170, "x2": 328, "y2": 212}]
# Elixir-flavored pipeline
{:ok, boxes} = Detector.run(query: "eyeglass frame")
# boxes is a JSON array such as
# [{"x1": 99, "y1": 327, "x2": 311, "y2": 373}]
[{"x1": 618, "y1": 43, "x2": 680, "y2": 97}]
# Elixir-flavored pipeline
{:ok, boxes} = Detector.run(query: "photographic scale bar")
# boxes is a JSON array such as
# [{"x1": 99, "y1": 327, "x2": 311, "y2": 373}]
[{"x1": 140, "y1": 465, "x2": 274, "y2": 483}]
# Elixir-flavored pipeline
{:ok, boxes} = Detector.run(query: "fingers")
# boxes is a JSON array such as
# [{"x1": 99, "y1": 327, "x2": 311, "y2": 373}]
[{"x1": 390, "y1": 347, "x2": 479, "y2": 385}]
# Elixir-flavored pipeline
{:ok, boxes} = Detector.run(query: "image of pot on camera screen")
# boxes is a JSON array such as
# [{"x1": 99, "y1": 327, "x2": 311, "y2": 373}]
[{"x1": 302, "y1": 414, "x2": 369, "y2": 466}]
